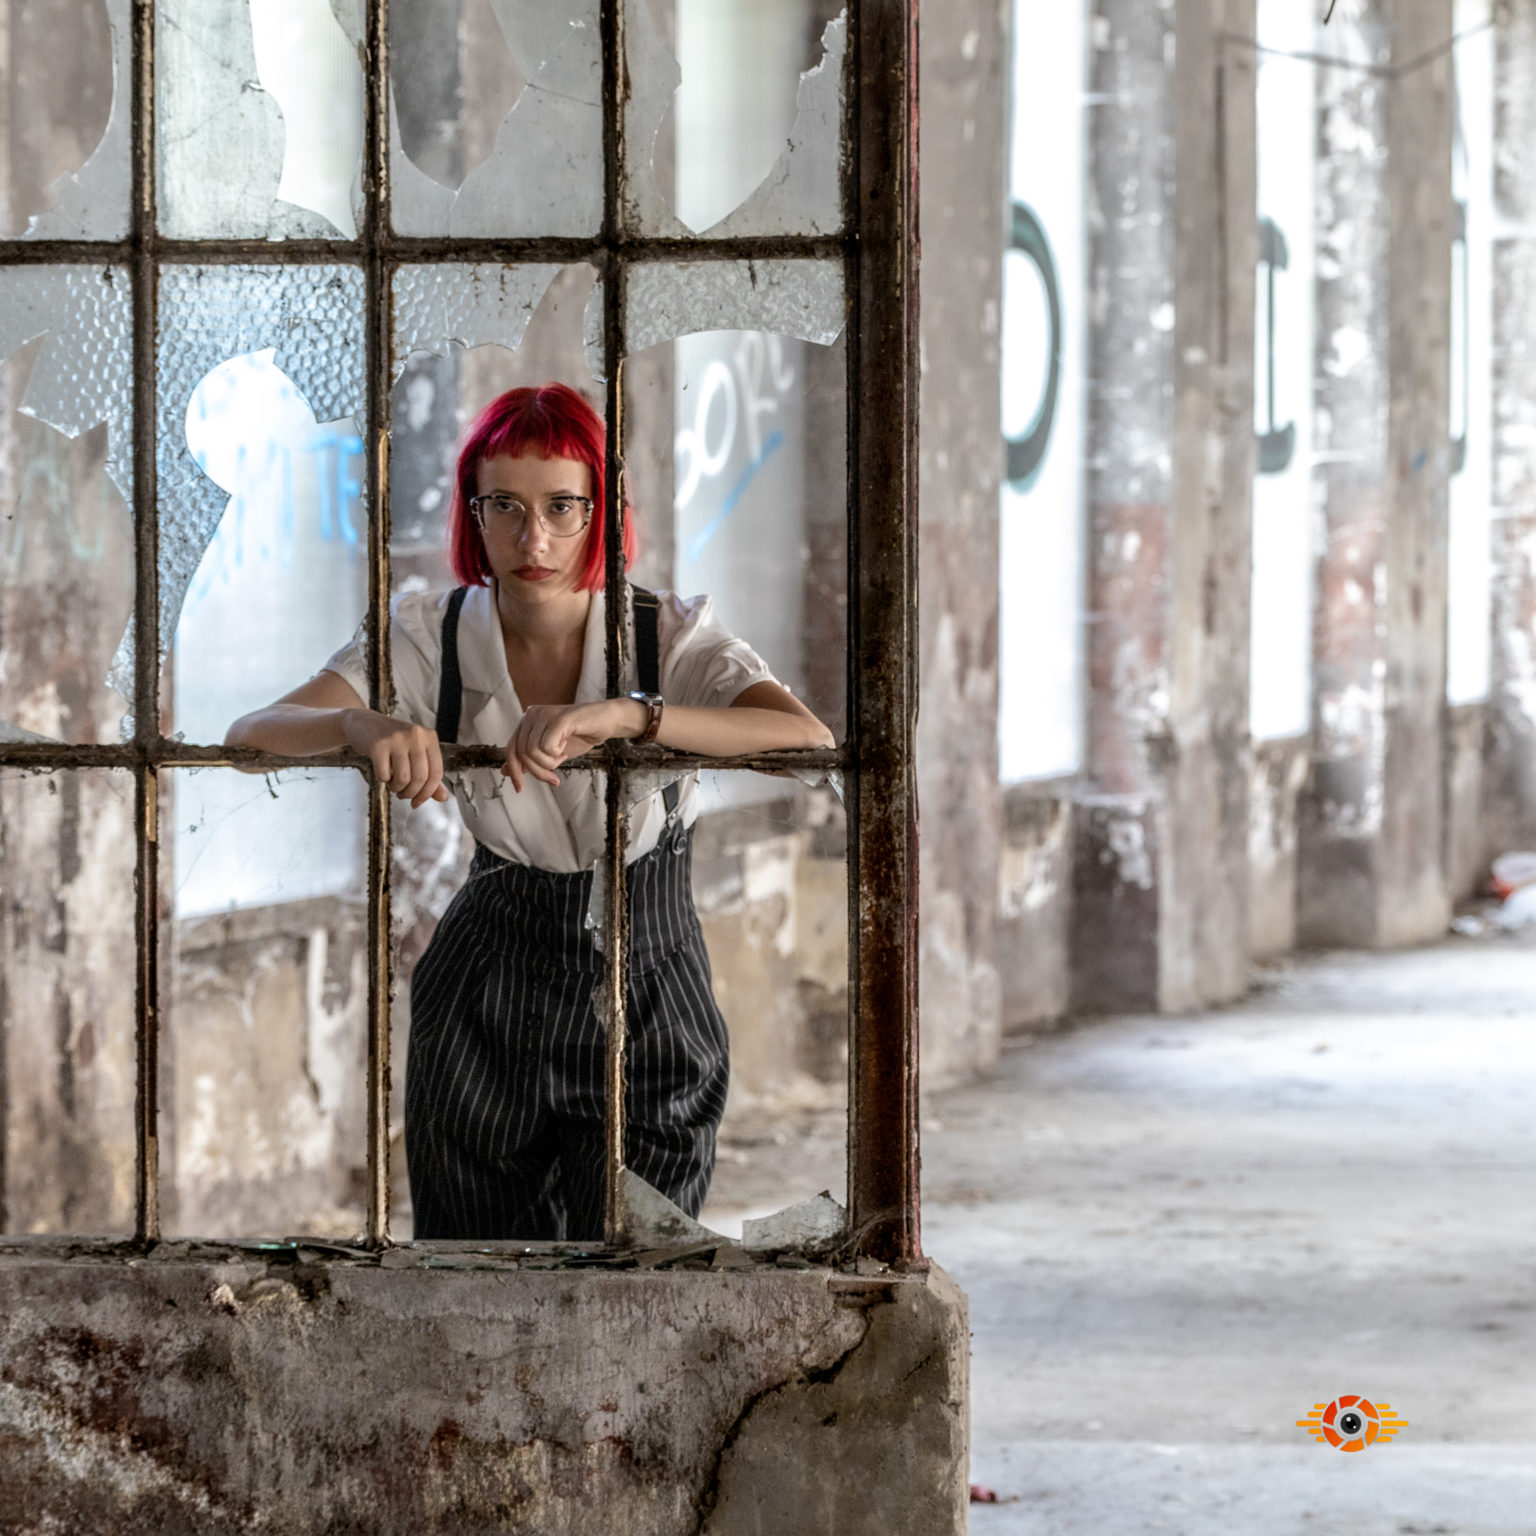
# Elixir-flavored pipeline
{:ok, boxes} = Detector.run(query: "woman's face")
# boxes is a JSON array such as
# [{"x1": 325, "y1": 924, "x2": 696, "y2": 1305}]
[{"x1": 474, "y1": 452, "x2": 595, "y2": 600}]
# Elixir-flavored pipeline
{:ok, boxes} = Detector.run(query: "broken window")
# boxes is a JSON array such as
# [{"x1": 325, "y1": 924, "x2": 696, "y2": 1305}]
[
  {"x1": 0, "y1": 0, "x2": 127, "y2": 241},
  {"x1": 0, "y1": 0, "x2": 917, "y2": 1266},
  {"x1": 1447, "y1": 0, "x2": 1493, "y2": 707},
  {"x1": 998, "y1": 0, "x2": 1087, "y2": 784},
  {"x1": 1249, "y1": 0, "x2": 1317, "y2": 743}
]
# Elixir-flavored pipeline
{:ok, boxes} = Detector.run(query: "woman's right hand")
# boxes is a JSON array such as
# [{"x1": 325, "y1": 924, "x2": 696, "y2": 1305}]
[{"x1": 342, "y1": 709, "x2": 451, "y2": 808}]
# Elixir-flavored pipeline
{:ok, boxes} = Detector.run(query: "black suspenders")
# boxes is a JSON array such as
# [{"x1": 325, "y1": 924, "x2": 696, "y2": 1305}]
[
  {"x1": 436, "y1": 583, "x2": 679, "y2": 819},
  {"x1": 434, "y1": 584, "x2": 469, "y2": 747}
]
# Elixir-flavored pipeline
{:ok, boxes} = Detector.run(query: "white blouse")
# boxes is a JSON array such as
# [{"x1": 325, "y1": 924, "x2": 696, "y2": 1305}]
[{"x1": 319, "y1": 582, "x2": 778, "y2": 872}]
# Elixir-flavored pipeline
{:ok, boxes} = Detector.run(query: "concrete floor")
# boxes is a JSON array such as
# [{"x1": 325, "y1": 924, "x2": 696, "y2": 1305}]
[{"x1": 925, "y1": 930, "x2": 1536, "y2": 1534}]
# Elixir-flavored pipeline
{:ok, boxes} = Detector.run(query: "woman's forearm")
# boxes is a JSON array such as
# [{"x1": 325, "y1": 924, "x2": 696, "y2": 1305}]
[
  {"x1": 225, "y1": 703, "x2": 360, "y2": 759},
  {"x1": 644, "y1": 702, "x2": 834, "y2": 756}
]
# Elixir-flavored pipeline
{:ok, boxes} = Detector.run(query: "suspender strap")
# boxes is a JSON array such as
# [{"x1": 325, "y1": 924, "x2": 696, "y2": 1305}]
[
  {"x1": 629, "y1": 584, "x2": 680, "y2": 820},
  {"x1": 435, "y1": 585, "x2": 469, "y2": 744}
]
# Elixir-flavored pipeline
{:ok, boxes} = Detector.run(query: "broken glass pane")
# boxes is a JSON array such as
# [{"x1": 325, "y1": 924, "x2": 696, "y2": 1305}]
[
  {"x1": 161, "y1": 767, "x2": 368, "y2": 1240},
  {"x1": 173, "y1": 349, "x2": 369, "y2": 754},
  {"x1": 0, "y1": 769, "x2": 137, "y2": 1236},
  {"x1": 142, "y1": 265, "x2": 366, "y2": 712},
  {"x1": 0, "y1": 270, "x2": 134, "y2": 743},
  {"x1": 688, "y1": 771, "x2": 849, "y2": 1241},
  {"x1": 621, "y1": 306, "x2": 848, "y2": 742},
  {"x1": 597, "y1": 259, "x2": 846, "y2": 373},
  {"x1": 389, "y1": 0, "x2": 602, "y2": 237},
  {"x1": 157, "y1": 0, "x2": 365, "y2": 239},
  {"x1": 1, "y1": 0, "x2": 127, "y2": 240},
  {"x1": 625, "y1": 0, "x2": 845, "y2": 238},
  {"x1": 391, "y1": 261, "x2": 599, "y2": 577}
]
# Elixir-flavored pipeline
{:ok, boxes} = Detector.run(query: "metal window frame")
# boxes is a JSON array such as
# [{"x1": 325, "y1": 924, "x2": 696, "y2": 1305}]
[{"x1": 0, "y1": 0, "x2": 919, "y2": 1266}]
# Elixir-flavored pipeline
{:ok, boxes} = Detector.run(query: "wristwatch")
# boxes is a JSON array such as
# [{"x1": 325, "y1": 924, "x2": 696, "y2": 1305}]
[{"x1": 628, "y1": 691, "x2": 664, "y2": 745}]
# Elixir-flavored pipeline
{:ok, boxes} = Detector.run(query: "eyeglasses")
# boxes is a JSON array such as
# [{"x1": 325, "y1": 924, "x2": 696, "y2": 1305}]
[{"x1": 468, "y1": 493, "x2": 593, "y2": 539}]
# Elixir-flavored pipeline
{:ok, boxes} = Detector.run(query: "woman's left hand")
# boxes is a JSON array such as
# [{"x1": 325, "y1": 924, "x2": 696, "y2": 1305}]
[{"x1": 502, "y1": 701, "x2": 625, "y2": 792}]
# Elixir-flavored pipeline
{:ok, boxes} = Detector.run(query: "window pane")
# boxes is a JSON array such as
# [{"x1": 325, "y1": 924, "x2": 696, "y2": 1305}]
[
  {"x1": 689, "y1": 771, "x2": 848, "y2": 1242},
  {"x1": 999, "y1": 0, "x2": 1087, "y2": 782},
  {"x1": 158, "y1": 265, "x2": 366, "y2": 712},
  {"x1": 389, "y1": 0, "x2": 602, "y2": 237},
  {"x1": 1250, "y1": 0, "x2": 1317, "y2": 741},
  {"x1": 161, "y1": 768, "x2": 368, "y2": 1240},
  {"x1": 625, "y1": 0, "x2": 845, "y2": 238},
  {"x1": 1, "y1": 770, "x2": 136, "y2": 1236},
  {"x1": 1448, "y1": 0, "x2": 1493, "y2": 706},
  {"x1": 0, "y1": 0, "x2": 127, "y2": 240},
  {"x1": 0, "y1": 267, "x2": 133, "y2": 743},
  {"x1": 620, "y1": 263, "x2": 848, "y2": 744},
  {"x1": 388, "y1": 260, "x2": 610, "y2": 1241},
  {"x1": 157, "y1": 0, "x2": 365, "y2": 240}
]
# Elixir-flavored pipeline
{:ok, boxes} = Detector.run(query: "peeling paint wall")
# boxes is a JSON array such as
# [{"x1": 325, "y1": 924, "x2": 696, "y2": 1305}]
[
  {"x1": 1249, "y1": 737, "x2": 1308, "y2": 960},
  {"x1": 997, "y1": 790, "x2": 1073, "y2": 1031},
  {"x1": 1444, "y1": 702, "x2": 1487, "y2": 900},
  {"x1": 0, "y1": 1254, "x2": 969, "y2": 1536},
  {"x1": 1074, "y1": 0, "x2": 1255, "y2": 1015},
  {"x1": 916, "y1": 0, "x2": 1008, "y2": 1082},
  {"x1": 1484, "y1": 0, "x2": 1536, "y2": 858},
  {"x1": 1300, "y1": 0, "x2": 1455, "y2": 948}
]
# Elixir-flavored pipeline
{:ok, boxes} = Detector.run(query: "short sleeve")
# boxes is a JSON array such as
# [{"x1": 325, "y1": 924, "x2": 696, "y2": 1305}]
[
  {"x1": 318, "y1": 591, "x2": 441, "y2": 727},
  {"x1": 657, "y1": 593, "x2": 779, "y2": 710},
  {"x1": 319, "y1": 620, "x2": 368, "y2": 703}
]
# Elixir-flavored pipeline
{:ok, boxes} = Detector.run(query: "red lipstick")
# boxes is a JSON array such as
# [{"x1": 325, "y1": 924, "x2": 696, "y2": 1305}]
[{"x1": 514, "y1": 565, "x2": 555, "y2": 582}]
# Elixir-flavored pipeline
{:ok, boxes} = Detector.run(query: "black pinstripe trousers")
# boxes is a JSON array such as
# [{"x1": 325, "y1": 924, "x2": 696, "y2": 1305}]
[{"x1": 405, "y1": 819, "x2": 731, "y2": 1241}]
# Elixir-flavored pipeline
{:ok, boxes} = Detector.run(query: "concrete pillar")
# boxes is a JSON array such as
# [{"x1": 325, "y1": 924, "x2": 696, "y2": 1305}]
[
  {"x1": 1072, "y1": 0, "x2": 1255, "y2": 1015},
  {"x1": 1484, "y1": 0, "x2": 1536, "y2": 855},
  {"x1": 1298, "y1": 0, "x2": 1455, "y2": 948},
  {"x1": 917, "y1": 0, "x2": 1007, "y2": 1078}
]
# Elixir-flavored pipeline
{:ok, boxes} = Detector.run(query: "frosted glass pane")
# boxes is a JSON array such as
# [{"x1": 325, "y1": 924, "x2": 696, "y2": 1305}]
[
  {"x1": 1, "y1": 770, "x2": 137, "y2": 1235},
  {"x1": 173, "y1": 350, "x2": 368, "y2": 753},
  {"x1": 625, "y1": 0, "x2": 845, "y2": 238},
  {"x1": 1447, "y1": 0, "x2": 1493, "y2": 706},
  {"x1": 0, "y1": 266, "x2": 134, "y2": 744},
  {"x1": 2, "y1": 0, "x2": 128, "y2": 240},
  {"x1": 593, "y1": 259, "x2": 845, "y2": 380},
  {"x1": 1249, "y1": 0, "x2": 1317, "y2": 742},
  {"x1": 142, "y1": 265, "x2": 366, "y2": 705},
  {"x1": 157, "y1": 0, "x2": 364, "y2": 239},
  {"x1": 998, "y1": 0, "x2": 1086, "y2": 783},
  {"x1": 389, "y1": 0, "x2": 602, "y2": 237}
]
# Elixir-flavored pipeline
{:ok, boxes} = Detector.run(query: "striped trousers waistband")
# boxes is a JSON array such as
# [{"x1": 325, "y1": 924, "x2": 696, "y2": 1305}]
[{"x1": 455, "y1": 820, "x2": 700, "y2": 976}]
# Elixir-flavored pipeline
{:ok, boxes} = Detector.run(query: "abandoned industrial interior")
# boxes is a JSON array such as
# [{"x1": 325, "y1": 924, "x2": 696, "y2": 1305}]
[{"x1": 2, "y1": 0, "x2": 1534, "y2": 1530}]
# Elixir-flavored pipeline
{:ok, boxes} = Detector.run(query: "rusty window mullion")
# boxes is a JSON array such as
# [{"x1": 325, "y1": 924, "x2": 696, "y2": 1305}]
[
  {"x1": 130, "y1": 0, "x2": 161, "y2": 1248},
  {"x1": 846, "y1": 0, "x2": 921, "y2": 1267},
  {"x1": 362, "y1": 0, "x2": 395, "y2": 1251},
  {"x1": 599, "y1": 0, "x2": 632, "y2": 1246}
]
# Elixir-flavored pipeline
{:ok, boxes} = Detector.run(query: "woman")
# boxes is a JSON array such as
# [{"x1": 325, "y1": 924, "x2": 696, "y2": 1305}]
[{"x1": 225, "y1": 383, "x2": 834, "y2": 1241}]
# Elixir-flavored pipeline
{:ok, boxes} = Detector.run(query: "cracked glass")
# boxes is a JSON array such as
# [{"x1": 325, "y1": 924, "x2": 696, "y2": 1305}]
[
  {"x1": 0, "y1": 0, "x2": 128, "y2": 240},
  {"x1": 0, "y1": 769, "x2": 137, "y2": 1236},
  {"x1": 619, "y1": 275, "x2": 849, "y2": 745},
  {"x1": 389, "y1": 0, "x2": 603, "y2": 237},
  {"x1": 160, "y1": 767, "x2": 369, "y2": 1241},
  {"x1": 387, "y1": 260, "x2": 608, "y2": 1241},
  {"x1": 0, "y1": 265, "x2": 134, "y2": 744},
  {"x1": 625, "y1": 0, "x2": 845, "y2": 238},
  {"x1": 157, "y1": 0, "x2": 366, "y2": 240},
  {"x1": 690, "y1": 771, "x2": 848, "y2": 1245},
  {"x1": 149, "y1": 265, "x2": 366, "y2": 714}
]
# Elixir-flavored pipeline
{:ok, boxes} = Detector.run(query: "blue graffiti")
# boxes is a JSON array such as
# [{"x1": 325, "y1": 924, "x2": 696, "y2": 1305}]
[{"x1": 684, "y1": 428, "x2": 785, "y2": 566}]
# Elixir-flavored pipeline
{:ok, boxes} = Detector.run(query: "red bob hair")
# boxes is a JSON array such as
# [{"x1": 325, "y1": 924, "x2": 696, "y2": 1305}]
[{"x1": 447, "y1": 382, "x2": 636, "y2": 591}]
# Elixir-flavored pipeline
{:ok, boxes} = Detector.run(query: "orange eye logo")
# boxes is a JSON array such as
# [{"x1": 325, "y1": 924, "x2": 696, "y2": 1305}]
[{"x1": 1296, "y1": 1395, "x2": 1409, "y2": 1451}]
